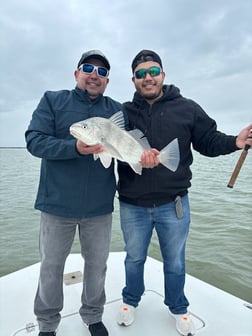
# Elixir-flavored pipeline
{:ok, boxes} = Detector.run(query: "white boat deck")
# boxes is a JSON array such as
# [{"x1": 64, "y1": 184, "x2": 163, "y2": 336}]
[{"x1": 0, "y1": 252, "x2": 251, "y2": 336}]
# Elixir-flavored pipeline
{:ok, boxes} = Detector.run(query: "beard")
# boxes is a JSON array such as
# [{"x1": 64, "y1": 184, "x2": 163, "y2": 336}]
[
  {"x1": 140, "y1": 87, "x2": 163, "y2": 102},
  {"x1": 136, "y1": 81, "x2": 164, "y2": 102},
  {"x1": 142, "y1": 91, "x2": 161, "y2": 100}
]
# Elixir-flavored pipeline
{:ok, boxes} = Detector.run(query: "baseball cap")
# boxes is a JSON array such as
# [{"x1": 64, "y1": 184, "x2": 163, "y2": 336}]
[
  {"x1": 77, "y1": 50, "x2": 110, "y2": 70},
  {"x1": 131, "y1": 50, "x2": 163, "y2": 73}
]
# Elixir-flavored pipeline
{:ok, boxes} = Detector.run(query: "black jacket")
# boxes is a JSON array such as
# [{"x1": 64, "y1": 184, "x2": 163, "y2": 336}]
[{"x1": 117, "y1": 84, "x2": 238, "y2": 207}]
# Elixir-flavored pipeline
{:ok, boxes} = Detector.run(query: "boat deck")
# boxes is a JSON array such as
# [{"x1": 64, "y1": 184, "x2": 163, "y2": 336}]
[{"x1": 0, "y1": 252, "x2": 251, "y2": 335}]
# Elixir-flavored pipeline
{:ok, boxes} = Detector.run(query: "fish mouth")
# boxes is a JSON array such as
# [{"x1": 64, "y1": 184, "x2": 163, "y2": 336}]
[{"x1": 69, "y1": 127, "x2": 81, "y2": 138}]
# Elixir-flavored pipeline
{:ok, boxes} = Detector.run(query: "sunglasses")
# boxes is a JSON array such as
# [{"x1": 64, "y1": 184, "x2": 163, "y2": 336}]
[
  {"x1": 79, "y1": 63, "x2": 109, "y2": 78},
  {"x1": 134, "y1": 66, "x2": 161, "y2": 79}
]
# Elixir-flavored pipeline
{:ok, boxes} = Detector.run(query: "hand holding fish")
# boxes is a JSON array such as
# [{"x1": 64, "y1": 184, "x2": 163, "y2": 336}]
[
  {"x1": 140, "y1": 149, "x2": 160, "y2": 168},
  {"x1": 76, "y1": 140, "x2": 104, "y2": 155}
]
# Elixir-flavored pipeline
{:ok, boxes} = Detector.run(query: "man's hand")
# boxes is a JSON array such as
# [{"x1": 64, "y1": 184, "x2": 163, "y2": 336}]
[
  {"x1": 236, "y1": 124, "x2": 252, "y2": 149},
  {"x1": 140, "y1": 149, "x2": 160, "y2": 168},
  {"x1": 76, "y1": 140, "x2": 104, "y2": 155}
]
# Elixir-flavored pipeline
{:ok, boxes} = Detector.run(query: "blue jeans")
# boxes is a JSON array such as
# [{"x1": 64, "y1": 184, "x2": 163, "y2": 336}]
[{"x1": 120, "y1": 195, "x2": 190, "y2": 314}]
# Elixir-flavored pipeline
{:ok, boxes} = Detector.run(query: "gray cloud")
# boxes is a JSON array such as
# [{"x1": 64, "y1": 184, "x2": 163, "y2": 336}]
[{"x1": 1, "y1": 0, "x2": 251, "y2": 146}]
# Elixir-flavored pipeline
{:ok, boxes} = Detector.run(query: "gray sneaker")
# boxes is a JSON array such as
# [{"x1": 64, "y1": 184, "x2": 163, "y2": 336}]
[
  {"x1": 171, "y1": 312, "x2": 196, "y2": 335},
  {"x1": 116, "y1": 303, "x2": 135, "y2": 326}
]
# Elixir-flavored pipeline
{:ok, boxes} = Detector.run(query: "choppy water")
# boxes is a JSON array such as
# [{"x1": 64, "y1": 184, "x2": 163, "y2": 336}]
[{"x1": 0, "y1": 148, "x2": 251, "y2": 302}]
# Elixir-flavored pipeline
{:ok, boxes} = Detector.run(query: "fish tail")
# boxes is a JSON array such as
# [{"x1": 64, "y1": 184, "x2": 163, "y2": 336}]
[{"x1": 158, "y1": 138, "x2": 180, "y2": 172}]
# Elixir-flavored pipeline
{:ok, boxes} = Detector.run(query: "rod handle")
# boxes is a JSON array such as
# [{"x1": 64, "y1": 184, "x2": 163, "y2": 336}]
[{"x1": 227, "y1": 144, "x2": 250, "y2": 188}]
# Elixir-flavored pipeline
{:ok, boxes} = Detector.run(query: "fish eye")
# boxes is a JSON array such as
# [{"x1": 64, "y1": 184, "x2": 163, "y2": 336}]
[{"x1": 81, "y1": 124, "x2": 88, "y2": 129}]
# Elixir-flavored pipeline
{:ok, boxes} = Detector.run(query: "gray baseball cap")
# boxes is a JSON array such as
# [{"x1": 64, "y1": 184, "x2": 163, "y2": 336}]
[{"x1": 77, "y1": 50, "x2": 110, "y2": 70}]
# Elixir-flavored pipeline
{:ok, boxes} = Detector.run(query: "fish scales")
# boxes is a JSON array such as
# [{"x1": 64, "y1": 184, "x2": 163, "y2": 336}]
[{"x1": 90, "y1": 117, "x2": 144, "y2": 162}]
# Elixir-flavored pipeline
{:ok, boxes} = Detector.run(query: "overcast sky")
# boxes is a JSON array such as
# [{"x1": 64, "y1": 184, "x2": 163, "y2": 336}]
[{"x1": 1, "y1": 0, "x2": 251, "y2": 147}]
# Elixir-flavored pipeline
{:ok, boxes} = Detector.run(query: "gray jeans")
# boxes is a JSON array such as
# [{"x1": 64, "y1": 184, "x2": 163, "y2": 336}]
[{"x1": 34, "y1": 212, "x2": 112, "y2": 331}]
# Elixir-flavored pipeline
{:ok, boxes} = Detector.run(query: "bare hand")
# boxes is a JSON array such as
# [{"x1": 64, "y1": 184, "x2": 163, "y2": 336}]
[
  {"x1": 76, "y1": 140, "x2": 104, "y2": 155},
  {"x1": 236, "y1": 124, "x2": 252, "y2": 149},
  {"x1": 140, "y1": 149, "x2": 160, "y2": 168}
]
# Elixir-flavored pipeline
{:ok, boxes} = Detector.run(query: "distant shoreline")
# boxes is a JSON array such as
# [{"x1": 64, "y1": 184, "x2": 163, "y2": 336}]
[{"x1": 0, "y1": 146, "x2": 26, "y2": 149}]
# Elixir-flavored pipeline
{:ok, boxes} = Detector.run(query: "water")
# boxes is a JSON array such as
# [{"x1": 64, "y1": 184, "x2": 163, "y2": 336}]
[{"x1": 0, "y1": 148, "x2": 251, "y2": 303}]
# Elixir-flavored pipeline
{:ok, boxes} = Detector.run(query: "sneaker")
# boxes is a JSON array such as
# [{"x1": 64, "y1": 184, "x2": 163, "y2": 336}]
[
  {"x1": 171, "y1": 312, "x2": 195, "y2": 335},
  {"x1": 38, "y1": 333, "x2": 56, "y2": 336},
  {"x1": 117, "y1": 303, "x2": 135, "y2": 326},
  {"x1": 88, "y1": 322, "x2": 108, "y2": 336}
]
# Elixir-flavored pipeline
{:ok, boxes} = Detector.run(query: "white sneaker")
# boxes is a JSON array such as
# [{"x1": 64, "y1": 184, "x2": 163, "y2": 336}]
[
  {"x1": 116, "y1": 303, "x2": 135, "y2": 326},
  {"x1": 171, "y1": 312, "x2": 196, "y2": 335}
]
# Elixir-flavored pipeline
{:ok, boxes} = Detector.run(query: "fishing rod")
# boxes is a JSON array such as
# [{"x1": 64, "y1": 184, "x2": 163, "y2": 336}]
[{"x1": 227, "y1": 144, "x2": 250, "y2": 188}]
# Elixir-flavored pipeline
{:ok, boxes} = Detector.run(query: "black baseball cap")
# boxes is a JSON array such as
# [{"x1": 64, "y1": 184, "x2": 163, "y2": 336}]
[
  {"x1": 77, "y1": 50, "x2": 110, "y2": 70},
  {"x1": 131, "y1": 50, "x2": 163, "y2": 73}
]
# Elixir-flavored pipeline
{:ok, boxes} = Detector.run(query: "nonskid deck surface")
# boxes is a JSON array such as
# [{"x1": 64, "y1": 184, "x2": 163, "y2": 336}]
[
  {"x1": 1, "y1": 252, "x2": 251, "y2": 336},
  {"x1": 13, "y1": 291, "x2": 204, "y2": 336}
]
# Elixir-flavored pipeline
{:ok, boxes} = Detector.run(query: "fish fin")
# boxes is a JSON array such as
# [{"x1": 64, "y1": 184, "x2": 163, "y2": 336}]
[
  {"x1": 129, "y1": 162, "x2": 143, "y2": 175},
  {"x1": 109, "y1": 111, "x2": 125, "y2": 130},
  {"x1": 102, "y1": 141, "x2": 124, "y2": 160},
  {"x1": 93, "y1": 153, "x2": 99, "y2": 161},
  {"x1": 128, "y1": 129, "x2": 151, "y2": 150},
  {"x1": 158, "y1": 138, "x2": 180, "y2": 172},
  {"x1": 97, "y1": 152, "x2": 113, "y2": 168}
]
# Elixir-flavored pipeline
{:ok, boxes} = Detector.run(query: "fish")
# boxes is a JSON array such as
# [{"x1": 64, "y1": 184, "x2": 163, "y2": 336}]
[{"x1": 69, "y1": 111, "x2": 180, "y2": 175}]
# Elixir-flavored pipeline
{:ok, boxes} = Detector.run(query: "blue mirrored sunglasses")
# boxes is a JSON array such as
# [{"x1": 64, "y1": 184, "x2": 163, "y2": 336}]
[
  {"x1": 79, "y1": 63, "x2": 109, "y2": 78},
  {"x1": 134, "y1": 66, "x2": 161, "y2": 79}
]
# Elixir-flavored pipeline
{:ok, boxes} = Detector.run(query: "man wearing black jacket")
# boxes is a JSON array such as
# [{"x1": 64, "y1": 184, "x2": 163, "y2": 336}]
[{"x1": 116, "y1": 49, "x2": 252, "y2": 335}]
